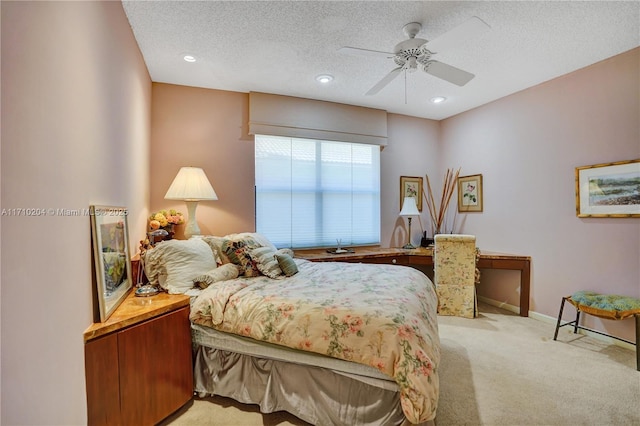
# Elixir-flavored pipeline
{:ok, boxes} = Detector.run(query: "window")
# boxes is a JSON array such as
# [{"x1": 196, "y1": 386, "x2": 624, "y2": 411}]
[{"x1": 255, "y1": 135, "x2": 380, "y2": 248}]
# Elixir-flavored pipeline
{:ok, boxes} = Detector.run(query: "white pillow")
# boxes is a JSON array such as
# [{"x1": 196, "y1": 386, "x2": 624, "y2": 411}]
[
  {"x1": 143, "y1": 238, "x2": 217, "y2": 294},
  {"x1": 193, "y1": 263, "x2": 241, "y2": 289},
  {"x1": 200, "y1": 236, "x2": 228, "y2": 264},
  {"x1": 276, "y1": 248, "x2": 294, "y2": 258},
  {"x1": 248, "y1": 246, "x2": 284, "y2": 279}
]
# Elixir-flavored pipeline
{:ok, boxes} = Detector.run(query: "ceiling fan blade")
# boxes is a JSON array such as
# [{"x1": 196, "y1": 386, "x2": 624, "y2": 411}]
[
  {"x1": 338, "y1": 46, "x2": 394, "y2": 59},
  {"x1": 424, "y1": 60, "x2": 475, "y2": 86},
  {"x1": 423, "y1": 16, "x2": 490, "y2": 52},
  {"x1": 366, "y1": 67, "x2": 403, "y2": 96}
]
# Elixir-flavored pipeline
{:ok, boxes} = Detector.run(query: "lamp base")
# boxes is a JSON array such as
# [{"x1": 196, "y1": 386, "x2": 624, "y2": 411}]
[
  {"x1": 402, "y1": 217, "x2": 416, "y2": 250},
  {"x1": 184, "y1": 200, "x2": 201, "y2": 239}
]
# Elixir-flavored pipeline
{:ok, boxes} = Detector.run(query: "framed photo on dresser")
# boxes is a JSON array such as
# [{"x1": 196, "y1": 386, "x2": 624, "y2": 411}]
[{"x1": 89, "y1": 205, "x2": 133, "y2": 322}]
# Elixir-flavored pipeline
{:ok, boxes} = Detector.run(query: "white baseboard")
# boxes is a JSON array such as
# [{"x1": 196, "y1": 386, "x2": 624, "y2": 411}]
[
  {"x1": 478, "y1": 296, "x2": 636, "y2": 351},
  {"x1": 477, "y1": 295, "x2": 520, "y2": 315}
]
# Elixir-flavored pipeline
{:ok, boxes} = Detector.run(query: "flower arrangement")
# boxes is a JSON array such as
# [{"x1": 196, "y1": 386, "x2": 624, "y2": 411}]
[{"x1": 149, "y1": 209, "x2": 184, "y2": 231}]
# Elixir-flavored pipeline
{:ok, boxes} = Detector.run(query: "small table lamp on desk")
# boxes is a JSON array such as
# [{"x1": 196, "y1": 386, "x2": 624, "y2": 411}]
[{"x1": 399, "y1": 197, "x2": 420, "y2": 249}]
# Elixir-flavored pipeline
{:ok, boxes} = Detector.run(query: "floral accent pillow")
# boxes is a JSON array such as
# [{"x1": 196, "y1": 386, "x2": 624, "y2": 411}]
[
  {"x1": 193, "y1": 263, "x2": 241, "y2": 289},
  {"x1": 221, "y1": 237, "x2": 262, "y2": 277},
  {"x1": 224, "y1": 232, "x2": 278, "y2": 252}
]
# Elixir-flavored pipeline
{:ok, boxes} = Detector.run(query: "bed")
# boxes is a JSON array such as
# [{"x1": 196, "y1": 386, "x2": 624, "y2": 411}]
[{"x1": 142, "y1": 233, "x2": 440, "y2": 425}]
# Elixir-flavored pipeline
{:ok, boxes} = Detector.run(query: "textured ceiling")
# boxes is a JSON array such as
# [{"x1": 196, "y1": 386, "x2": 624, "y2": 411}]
[{"x1": 122, "y1": 1, "x2": 640, "y2": 120}]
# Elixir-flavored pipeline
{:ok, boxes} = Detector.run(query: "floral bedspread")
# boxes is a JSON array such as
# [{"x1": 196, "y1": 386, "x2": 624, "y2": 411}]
[{"x1": 190, "y1": 259, "x2": 440, "y2": 423}]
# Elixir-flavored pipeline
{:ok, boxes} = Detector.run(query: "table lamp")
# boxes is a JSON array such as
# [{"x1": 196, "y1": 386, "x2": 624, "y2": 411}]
[
  {"x1": 399, "y1": 196, "x2": 419, "y2": 249},
  {"x1": 164, "y1": 167, "x2": 218, "y2": 239}
]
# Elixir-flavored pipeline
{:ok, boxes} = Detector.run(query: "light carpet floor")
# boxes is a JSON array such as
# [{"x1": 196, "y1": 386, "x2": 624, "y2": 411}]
[{"x1": 161, "y1": 303, "x2": 639, "y2": 425}]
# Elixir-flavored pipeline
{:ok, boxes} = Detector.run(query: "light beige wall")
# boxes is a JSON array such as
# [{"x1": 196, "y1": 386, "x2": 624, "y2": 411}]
[
  {"x1": 382, "y1": 113, "x2": 441, "y2": 248},
  {"x1": 150, "y1": 84, "x2": 440, "y2": 245},
  {"x1": 150, "y1": 84, "x2": 254, "y2": 238},
  {"x1": 441, "y1": 47, "x2": 640, "y2": 341},
  {"x1": 1, "y1": 2, "x2": 151, "y2": 424}
]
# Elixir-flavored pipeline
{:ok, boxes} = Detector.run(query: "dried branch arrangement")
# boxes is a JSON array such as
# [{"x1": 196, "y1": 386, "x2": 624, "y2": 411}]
[{"x1": 423, "y1": 167, "x2": 461, "y2": 235}]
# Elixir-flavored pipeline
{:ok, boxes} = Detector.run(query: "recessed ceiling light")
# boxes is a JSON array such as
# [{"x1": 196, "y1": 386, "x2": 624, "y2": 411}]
[
  {"x1": 430, "y1": 96, "x2": 446, "y2": 104},
  {"x1": 183, "y1": 55, "x2": 196, "y2": 63},
  {"x1": 316, "y1": 74, "x2": 334, "y2": 84}
]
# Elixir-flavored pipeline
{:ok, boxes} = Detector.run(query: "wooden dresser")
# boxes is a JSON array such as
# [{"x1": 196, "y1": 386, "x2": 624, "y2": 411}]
[
  {"x1": 84, "y1": 290, "x2": 193, "y2": 425},
  {"x1": 296, "y1": 246, "x2": 532, "y2": 317}
]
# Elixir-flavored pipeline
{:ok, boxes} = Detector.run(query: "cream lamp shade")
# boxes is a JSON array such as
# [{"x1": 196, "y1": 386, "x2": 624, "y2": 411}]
[
  {"x1": 399, "y1": 196, "x2": 419, "y2": 217},
  {"x1": 164, "y1": 167, "x2": 218, "y2": 239},
  {"x1": 399, "y1": 197, "x2": 419, "y2": 249}
]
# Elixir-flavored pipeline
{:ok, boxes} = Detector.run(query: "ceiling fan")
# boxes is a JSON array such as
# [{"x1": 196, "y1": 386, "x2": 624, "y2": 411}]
[{"x1": 339, "y1": 17, "x2": 490, "y2": 96}]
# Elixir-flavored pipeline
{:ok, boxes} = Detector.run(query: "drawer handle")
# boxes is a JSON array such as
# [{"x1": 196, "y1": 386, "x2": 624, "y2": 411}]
[{"x1": 392, "y1": 258, "x2": 397, "y2": 264}]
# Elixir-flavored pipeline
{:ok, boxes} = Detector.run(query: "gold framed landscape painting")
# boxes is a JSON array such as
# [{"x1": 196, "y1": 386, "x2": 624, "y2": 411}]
[
  {"x1": 400, "y1": 176, "x2": 423, "y2": 211},
  {"x1": 457, "y1": 174, "x2": 483, "y2": 212},
  {"x1": 575, "y1": 159, "x2": 640, "y2": 218}
]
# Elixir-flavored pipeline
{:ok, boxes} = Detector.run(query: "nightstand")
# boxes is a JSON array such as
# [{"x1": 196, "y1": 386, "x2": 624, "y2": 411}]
[{"x1": 84, "y1": 290, "x2": 193, "y2": 425}]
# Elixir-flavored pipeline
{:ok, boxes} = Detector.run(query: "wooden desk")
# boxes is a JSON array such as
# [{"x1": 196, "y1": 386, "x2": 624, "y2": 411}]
[{"x1": 295, "y1": 247, "x2": 531, "y2": 317}]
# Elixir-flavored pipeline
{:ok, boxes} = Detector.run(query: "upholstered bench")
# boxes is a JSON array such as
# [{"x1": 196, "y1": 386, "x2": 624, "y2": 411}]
[{"x1": 553, "y1": 291, "x2": 640, "y2": 371}]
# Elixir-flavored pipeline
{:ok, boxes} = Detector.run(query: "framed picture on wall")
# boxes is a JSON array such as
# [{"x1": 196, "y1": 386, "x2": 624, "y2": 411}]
[
  {"x1": 400, "y1": 176, "x2": 423, "y2": 211},
  {"x1": 575, "y1": 159, "x2": 640, "y2": 218},
  {"x1": 90, "y1": 205, "x2": 133, "y2": 322},
  {"x1": 457, "y1": 174, "x2": 483, "y2": 212}
]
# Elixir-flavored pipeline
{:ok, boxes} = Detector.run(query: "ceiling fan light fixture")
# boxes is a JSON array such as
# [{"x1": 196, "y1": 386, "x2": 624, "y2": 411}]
[
  {"x1": 316, "y1": 74, "x2": 334, "y2": 84},
  {"x1": 183, "y1": 55, "x2": 196, "y2": 63},
  {"x1": 407, "y1": 57, "x2": 419, "y2": 73},
  {"x1": 430, "y1": 96, "x2": 447, "y2": 104}
]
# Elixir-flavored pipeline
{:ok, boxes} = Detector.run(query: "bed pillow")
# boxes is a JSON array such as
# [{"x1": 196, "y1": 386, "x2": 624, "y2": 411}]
[
  {"x1": 143, "y1": 238, "x2": 217, "y2": 294},
  {"x1": 276, "y1": 248, "x2": 295, "y2": 258},
  {"x1": 276, "y1": 252, "x2": 298, "y2": 277},
  {"x1": 193, "y1": 263, "x2": 241, "y2": 289},
  {"x1": 200, "y1": 236, "x2": 229, "y2": 265},
  {"x1": 221, "y1": 236, "x2": 263, "y2": 277},
  {"x1": 225, "y1": 232, "x2": 278, "y2": 252},
  {"x1": 248, "y1": 246, "x2": 284, "y2": 279},
  {"x1": 202, "y1": 233, "x2": 278, "y2": 267}
]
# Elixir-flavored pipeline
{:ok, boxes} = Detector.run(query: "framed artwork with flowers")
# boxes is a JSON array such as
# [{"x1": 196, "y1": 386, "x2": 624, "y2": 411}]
[
  {"x1": 400, "y1": 176, "x2": 423, "y2": 211},
  {"x1": 457, "y1": 174, "x2": 483, "y2": 212},
  {"x1": 90, "y1": 205, "x2": 133, "y2": 322}
]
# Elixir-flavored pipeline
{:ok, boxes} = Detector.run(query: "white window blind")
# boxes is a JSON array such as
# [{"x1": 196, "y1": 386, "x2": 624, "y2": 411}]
[{"x1": 255, "y1": 134, "x2": 380, "y2": 249}]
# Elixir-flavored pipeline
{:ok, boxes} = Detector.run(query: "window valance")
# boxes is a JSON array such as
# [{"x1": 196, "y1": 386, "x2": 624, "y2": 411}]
[{"x1": 248, "y1": 92, "x2": 388, "y2": 146}]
